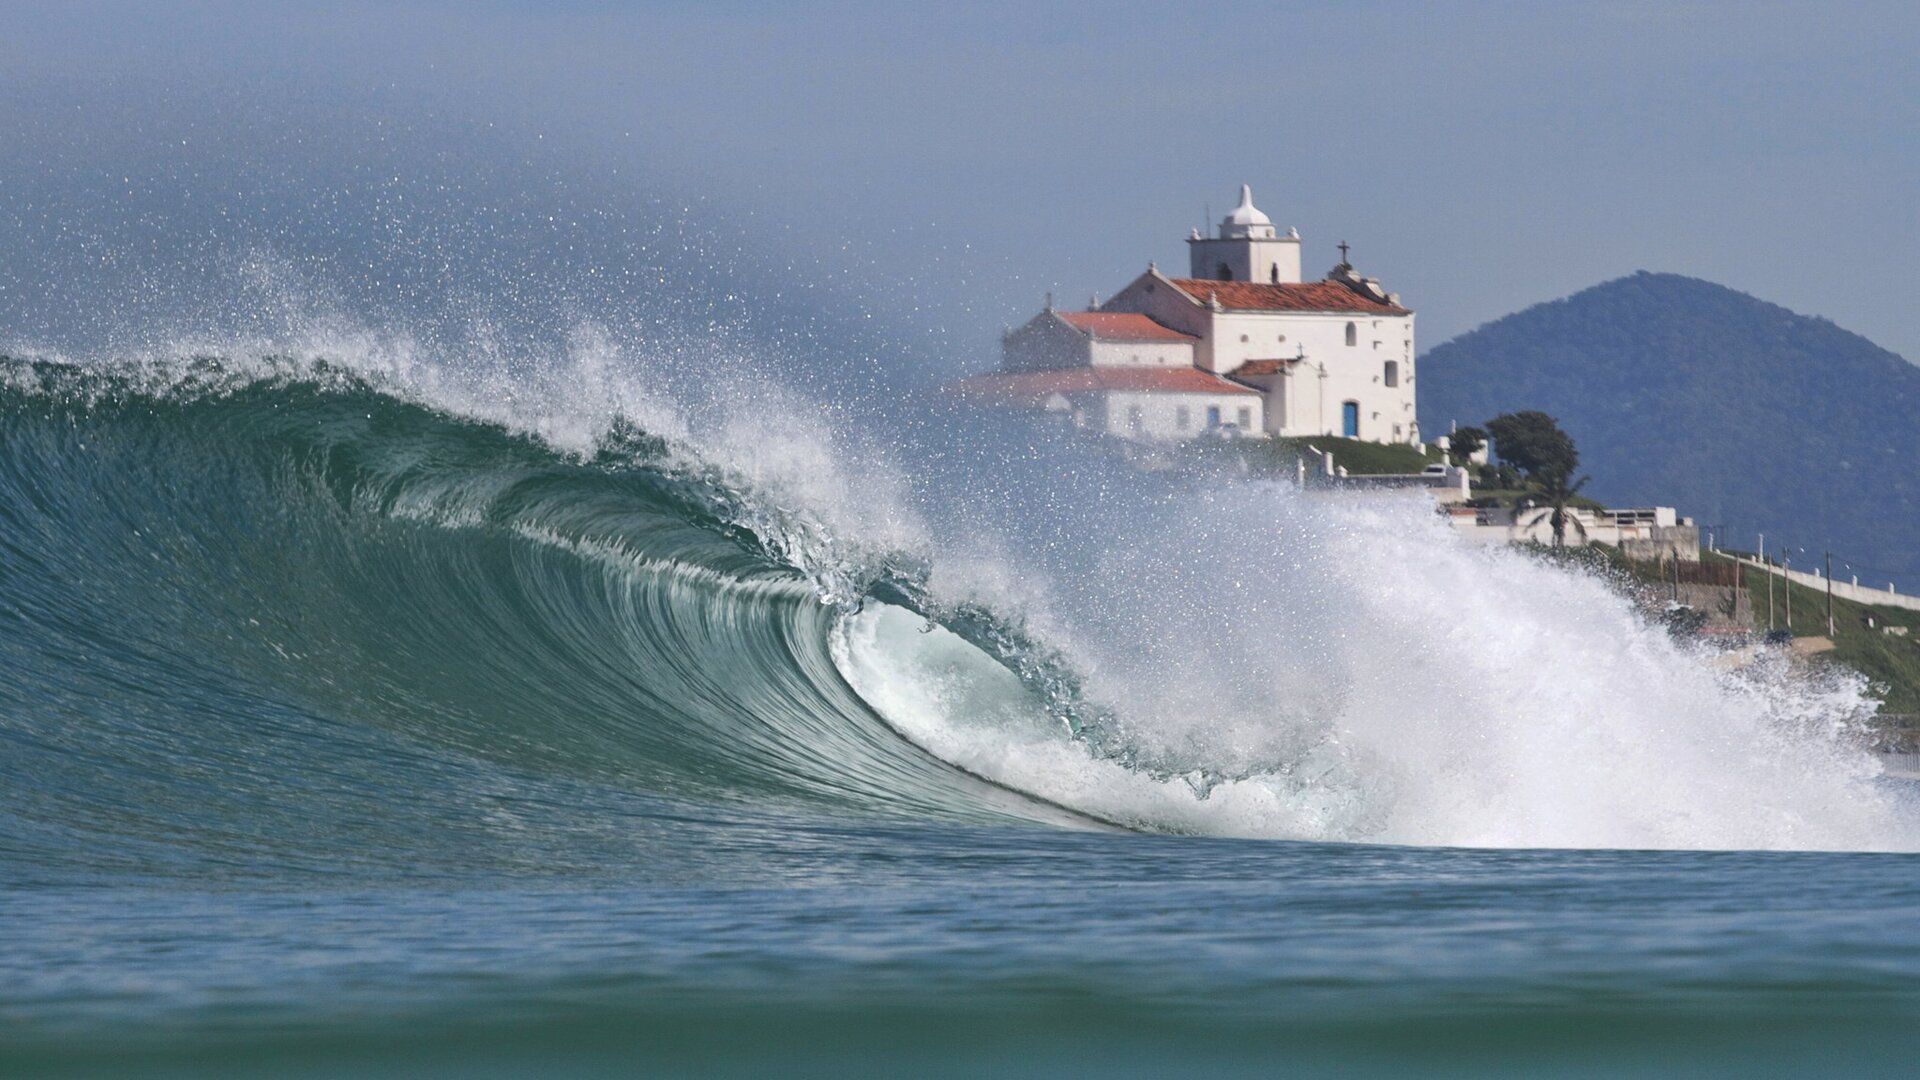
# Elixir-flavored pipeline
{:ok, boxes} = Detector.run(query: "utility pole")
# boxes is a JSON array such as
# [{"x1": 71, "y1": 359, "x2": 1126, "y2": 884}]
[
  {"x1": 1826, "y1": 550, "x2": 1836, "y2": 638},
  {"x1": 1730, "y1": 542, "x2": 1741, "y2": 623},
  {"x1": 1784, "y1": 552, "x2": 1793, "y2": 632},
  {"x1": 1761, "y1": 534, "x2": 1774, "y2": 632}
]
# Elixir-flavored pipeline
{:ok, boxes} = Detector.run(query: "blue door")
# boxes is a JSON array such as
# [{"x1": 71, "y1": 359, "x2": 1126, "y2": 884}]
[{"x1": 1342, "y1": 401, "x2": 1359, "y2": 438}]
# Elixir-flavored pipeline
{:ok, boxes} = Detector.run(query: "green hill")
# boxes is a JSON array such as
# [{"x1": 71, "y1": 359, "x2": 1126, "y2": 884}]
[{"x1": 1419, "y1": 272, "x2": 1920, "y2": 586}]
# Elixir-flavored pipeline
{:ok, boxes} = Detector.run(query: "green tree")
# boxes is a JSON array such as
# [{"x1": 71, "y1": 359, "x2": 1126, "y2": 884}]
[
  {"x1": 1485, "y1": 411, "x2": 1589, "y2": 547},
  {"x1": 1447, "y1": 425, "x2": 1486, "y2": 465},
  {"x1": 1485, "y1": 411, "x2": 1577, "y2": 481}
]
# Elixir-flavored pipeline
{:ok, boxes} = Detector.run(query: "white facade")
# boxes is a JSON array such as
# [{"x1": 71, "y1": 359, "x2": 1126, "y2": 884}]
[
  {"x1": 1090, "y1": 388, "x2": 1263, "y2": 441},
  {"x1": 1099, "y1": 264, "x2": 1417, "y2": 444},
  {"x1": 957, "y1": 366, "x2": 1262, "y2": 442},
  {"x1": 970, "y1": 185, "x2": 1415, "y2": 445},
  {"x1": 1252, "y1": 313, "x2": 1418, "y2": 444}
]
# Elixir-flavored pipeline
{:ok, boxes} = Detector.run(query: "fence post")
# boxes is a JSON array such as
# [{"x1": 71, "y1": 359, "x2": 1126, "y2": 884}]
[{"x1": 1826, "y1": 551, "x2": 1836, "y2": 638}]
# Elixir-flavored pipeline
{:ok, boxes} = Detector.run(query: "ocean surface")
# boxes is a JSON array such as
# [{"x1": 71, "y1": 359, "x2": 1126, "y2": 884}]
[{"x1": 3, "y1": 357, "x2": 1918, "y2": 1077}]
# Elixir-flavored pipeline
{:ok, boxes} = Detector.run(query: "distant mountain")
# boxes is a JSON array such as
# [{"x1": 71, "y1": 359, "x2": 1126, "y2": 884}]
[{"x1": 1419, "y1": 272, "x2": 1920, "y2": 586}]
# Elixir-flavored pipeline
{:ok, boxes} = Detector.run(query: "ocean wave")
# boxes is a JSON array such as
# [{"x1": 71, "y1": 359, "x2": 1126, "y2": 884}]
[{"x1": 0, "y1": 353, "x2": 1912, "y2": 870}]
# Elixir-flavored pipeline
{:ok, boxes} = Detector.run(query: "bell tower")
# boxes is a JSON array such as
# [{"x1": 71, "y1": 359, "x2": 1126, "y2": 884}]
[{"x1": 1186, "y1": 185, "x2": 1302, "y2": 285}]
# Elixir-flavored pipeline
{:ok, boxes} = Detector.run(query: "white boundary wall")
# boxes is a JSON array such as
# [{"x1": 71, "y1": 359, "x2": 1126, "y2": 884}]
[{"x1": 1733, "y1": 556, "x2": 1920, "y2": 614}]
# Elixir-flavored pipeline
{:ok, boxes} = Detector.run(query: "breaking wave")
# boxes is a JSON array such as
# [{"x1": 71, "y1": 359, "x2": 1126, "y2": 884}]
[{"x1": 0, "y1": 349, "x2": 1912, "y2": 876}]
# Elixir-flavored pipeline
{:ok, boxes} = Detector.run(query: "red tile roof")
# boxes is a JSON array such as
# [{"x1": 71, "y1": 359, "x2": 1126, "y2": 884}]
[
  {"x1": 1169, "y1": 278, "x2": 1409, "y2": 314},
  {"x1": 1228, "y1": 359, "x2": 1292, "y2": 377},
  {"x1": 1055, "y1": 311, "x2": 1198, "y2": 343},
  {"x1": 949, "y1": 367, "x2": 1259, "y2": 404}
]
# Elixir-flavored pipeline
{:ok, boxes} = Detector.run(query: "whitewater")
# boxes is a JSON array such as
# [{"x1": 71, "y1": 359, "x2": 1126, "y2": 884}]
[
  {"x1": 6, "y1": 6, "x2": 1920, "y2": 1070},
  {"x1": 0, "y1": 332, "x2": 1908, "y2": 858},
  {"x1": 3, "y1": 298, "x2": 1919, "y2": 1075}
]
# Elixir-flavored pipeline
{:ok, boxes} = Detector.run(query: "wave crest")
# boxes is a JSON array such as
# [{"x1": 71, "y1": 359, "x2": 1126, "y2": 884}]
[{"x1": 0, "y1": 353, "x2": 1912, "y2": 866}]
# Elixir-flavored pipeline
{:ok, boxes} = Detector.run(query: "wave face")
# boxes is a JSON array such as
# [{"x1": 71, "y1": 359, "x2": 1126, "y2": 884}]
[
  {"x1": 0, "y1": 352, "x2": 1914, "y2": 877},
  {"x1": 0, "y1": 358, "x2": 1095, "y2": 880}
]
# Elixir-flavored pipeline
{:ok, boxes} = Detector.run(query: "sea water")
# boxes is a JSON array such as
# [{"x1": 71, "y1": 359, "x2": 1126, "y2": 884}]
[{"x1": 0, "y1": 344, "x2": 1915, "y2": 1077}]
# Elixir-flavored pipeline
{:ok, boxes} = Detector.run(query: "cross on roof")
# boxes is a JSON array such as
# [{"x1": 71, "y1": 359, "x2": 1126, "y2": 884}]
[{"x1": 1337, "y1": 241, "x2": 1351, "y2": 264}]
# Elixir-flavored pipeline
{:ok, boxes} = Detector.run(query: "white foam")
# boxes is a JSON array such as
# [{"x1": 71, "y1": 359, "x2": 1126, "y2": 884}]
[
  {"x1": 837, "y1": 478, "x2": 1918, "y2": 852},
  {"x1": 13, "y1": 251, "x2": 1916, "y2": 852}
]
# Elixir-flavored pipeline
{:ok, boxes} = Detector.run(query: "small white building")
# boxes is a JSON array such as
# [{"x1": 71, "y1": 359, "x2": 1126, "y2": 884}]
[
  {"x1": 958, "y1": 185, "x2": 1417, "y2": 445},
  {"x1": 1445, "y1": 504, "x2": 1701, "y2": 560},
  {"x1": 970, "y1": 308, "x2": 1260, "y2": 439}
]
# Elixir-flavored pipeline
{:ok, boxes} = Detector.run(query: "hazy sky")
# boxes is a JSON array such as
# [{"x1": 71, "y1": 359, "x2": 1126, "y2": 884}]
[{"x1": 4, "y1": 1, "x2": 1917, "y2": 365}]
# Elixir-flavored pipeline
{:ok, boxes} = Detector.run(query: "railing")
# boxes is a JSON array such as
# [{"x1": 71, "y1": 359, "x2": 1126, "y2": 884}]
[{"x1": 1731, "y1": 556, "x2": 1920, "y2": 614}]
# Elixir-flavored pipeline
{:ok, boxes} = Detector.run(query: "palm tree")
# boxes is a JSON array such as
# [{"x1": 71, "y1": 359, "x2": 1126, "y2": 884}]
[
  {"x1": 1516, "y1": 500, "x2": 1589, "y2": 548},
  {"x1": 1539, "y1": 471, "x2": 1592, "y2": 549}
]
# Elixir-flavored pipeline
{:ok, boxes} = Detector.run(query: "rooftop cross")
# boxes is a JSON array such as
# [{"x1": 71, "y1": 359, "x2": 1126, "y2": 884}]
[{"x1": 1337, "y1": 240, "x2": 1351, "y2": 265}]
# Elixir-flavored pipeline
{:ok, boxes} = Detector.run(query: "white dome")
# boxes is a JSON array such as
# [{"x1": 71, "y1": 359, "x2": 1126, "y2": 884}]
[{"x1": 1223, "y1": 184, "x2": 1271, "y2": 228}]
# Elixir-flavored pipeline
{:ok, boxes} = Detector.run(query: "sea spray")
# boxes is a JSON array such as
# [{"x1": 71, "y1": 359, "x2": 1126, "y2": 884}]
[
  {"x1": 844, "y1": 467, "x2": 1910, "y2": 850},
  {"x1": 1, "y1": 334, "x2": 1909, "y2": 853}
]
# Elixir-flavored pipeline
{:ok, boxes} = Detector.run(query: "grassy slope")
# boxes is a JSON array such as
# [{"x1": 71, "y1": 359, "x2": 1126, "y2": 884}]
[
  {"x1": 1548, "y1": 546, "x2": 1920, "y2": 717},
  {"x1": 1211, "y1": 435, "x2": 1437, "y2": 476},
  {"x1": 1719, "y1": 552, "x2": 1920, "y2": 716},
  {"x1": 1293, "y1": 436, "x2": 1437, "y2": 475}
]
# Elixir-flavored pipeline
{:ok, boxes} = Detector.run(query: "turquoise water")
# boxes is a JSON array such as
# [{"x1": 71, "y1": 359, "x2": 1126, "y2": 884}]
[
  {"x1": 3, "y1": 359, "x2": 1917, "y2": 1076},
  {"x1": 9, "y1": 839, "x2": 1920, "y2": 1076}
]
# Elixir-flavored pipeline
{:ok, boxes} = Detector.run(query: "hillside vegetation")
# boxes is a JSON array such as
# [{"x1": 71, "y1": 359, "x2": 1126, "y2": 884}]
[
  {"x1": 1289, "y1": 435, "x2": 1435, "y2": 475},
  {"x1": 1722, "y1": 553, "x2": 1920, "y2": 719},
  {"x1": 1418, "y1": 272, "x2": 1920, "y2": 583},
  {"x1": 1560, "y1": 545, "x2": 1920, "y2": 722},
  {"x1": 1187, "y1": 435, "x2": 1438, "y2": 477}
]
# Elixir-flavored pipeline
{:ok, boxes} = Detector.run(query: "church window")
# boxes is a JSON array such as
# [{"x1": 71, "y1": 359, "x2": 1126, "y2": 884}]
[
  {"x1": 1176, "y1": 405, "x2": 1191, "y2": 430},
  {"x1": 1237, "y1": 406, "x2": 1252, "y2": 429},
  {"x1": 1217, "y1": 263, "x2": 1232, "y2": 282},
  {"x1": 1345, "y1": 322, "x2": 1358, "y2": 347},
  {"x1": 1270, "y1": 264, "x2": 1279, "y2": 283},
  {"x1": 1384, "y1": 360, "x2": 1399, "y2": 388},
  {"x1": 1342, "y1": 401, "x2": 1359, "y2": 438}
]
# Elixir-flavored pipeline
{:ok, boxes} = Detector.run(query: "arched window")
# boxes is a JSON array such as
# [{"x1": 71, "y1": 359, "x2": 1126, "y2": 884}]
[
  {"x1": 1270, "y1": 263, "x2": 1280, "y2": 283},
  {"x1": 1345, "y1": 322, "x2": 1358, "y2": 347},
  {"x1": 1217, "y1": 263, "x2": 1233, "y2": 282},
  {"x1": 1383, "y1": 360, "x2": 1399, "y2": 387}
]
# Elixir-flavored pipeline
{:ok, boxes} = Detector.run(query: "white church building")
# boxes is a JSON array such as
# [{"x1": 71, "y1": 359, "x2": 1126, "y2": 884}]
[{"x1": 958, "y1": 186, "x2": 1418, "y2": 445}]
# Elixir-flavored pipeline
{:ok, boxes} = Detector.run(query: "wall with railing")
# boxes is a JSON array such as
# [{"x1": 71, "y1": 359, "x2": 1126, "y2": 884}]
[{"x1": 1732, "y1": 556, "x2": 1920, "y2": 614}]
